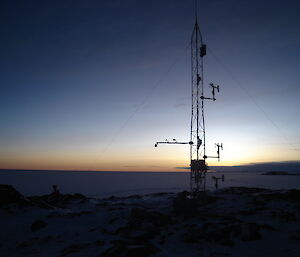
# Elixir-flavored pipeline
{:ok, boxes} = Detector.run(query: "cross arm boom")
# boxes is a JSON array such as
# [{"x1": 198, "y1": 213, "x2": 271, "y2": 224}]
[{"x1": 154, "y1": 140, "x2": 192, "y2": 147}]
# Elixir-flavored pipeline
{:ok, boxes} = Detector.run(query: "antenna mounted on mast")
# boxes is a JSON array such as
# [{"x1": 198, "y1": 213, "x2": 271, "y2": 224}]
[{"x1": 194, "y1": 0, "x2": 198, "y2": 21}]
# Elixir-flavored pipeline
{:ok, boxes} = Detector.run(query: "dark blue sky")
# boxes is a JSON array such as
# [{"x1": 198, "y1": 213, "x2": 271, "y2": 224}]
[{"x1": 1, "y1": 0, "x2": 300, "y2": 171}]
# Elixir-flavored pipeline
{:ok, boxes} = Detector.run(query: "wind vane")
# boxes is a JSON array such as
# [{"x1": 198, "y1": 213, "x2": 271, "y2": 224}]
[{"x1": 155, "y1": 0, "x2": 223, "y2": 193}]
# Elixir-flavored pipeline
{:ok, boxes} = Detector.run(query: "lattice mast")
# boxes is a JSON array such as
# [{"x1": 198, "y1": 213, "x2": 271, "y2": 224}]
[
  {"x1": 155, "y1": 0, "x2": 223, "y2": 193},
  {"x1": 190, "y1": 6, "x2": 207, "y2": 192}
]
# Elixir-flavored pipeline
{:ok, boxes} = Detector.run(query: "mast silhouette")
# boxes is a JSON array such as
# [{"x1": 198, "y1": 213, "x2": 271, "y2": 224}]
[{"x1": 155, "y1": 0, "x2": 223, "y2": 193}]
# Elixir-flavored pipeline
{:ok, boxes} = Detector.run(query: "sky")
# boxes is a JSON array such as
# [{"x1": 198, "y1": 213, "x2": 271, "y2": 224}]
[{"x1": 0, "y1": 0, "x2": 300, "y2": 171}]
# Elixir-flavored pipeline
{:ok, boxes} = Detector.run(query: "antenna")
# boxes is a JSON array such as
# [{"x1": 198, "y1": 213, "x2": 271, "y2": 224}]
[
  {"x1": 154, "y1": 1, "x2": 223, "y2": 193},
  {"x1": 194, "y1": 0, "x2": 198, "y2": 21}
]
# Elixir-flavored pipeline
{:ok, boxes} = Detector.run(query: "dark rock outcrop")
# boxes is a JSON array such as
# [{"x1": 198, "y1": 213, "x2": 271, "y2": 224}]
[
  {"x1": 29, "y1": 192, "x2": 87, "y2": 209},
  {"x1": 100, "y1": 240, "x2": 159, "y2": 257},
  {"x1": 183, "y1": 221, "x2": 270, "y2": 246},
  {"x1": 60, "y1": 243, "x2": 90, "y2": 257},
  {"x1": 129, "y1": 208, "x2": 172, "y2": 227},
  {"x1": 0, "y1": 184, "x2": 31, "y2": 207},
  {"x1": 31, "y1": 220, "x2": 48, "y2": 232}
]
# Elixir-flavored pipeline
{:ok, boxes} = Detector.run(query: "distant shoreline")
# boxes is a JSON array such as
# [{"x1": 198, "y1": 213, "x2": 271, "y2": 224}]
[
  {"x1": 262, "y1": 171, "x2": 300, "y2": 176},
  {"x1": 0, "y1": 169, "x2": 188, "y2": 173}
]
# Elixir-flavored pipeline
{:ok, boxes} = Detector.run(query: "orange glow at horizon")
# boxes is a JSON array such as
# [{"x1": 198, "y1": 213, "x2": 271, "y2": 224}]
[{"x1": 0, "y1": 141, "x2": 299, "y2": 171}]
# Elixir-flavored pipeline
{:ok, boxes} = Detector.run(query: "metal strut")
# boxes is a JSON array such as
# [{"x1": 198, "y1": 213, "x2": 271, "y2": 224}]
[{"x1": 154, "y1": 139, "x2": 192, "y2": 148}]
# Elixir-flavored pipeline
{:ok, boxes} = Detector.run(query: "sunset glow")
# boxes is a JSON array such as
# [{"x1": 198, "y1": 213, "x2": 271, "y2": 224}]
[{"x1": 0, "y1": 1, "x2": 299, "y2": 172}]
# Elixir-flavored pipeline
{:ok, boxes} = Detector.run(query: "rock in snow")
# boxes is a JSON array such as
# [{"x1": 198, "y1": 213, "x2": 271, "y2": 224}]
[{"x1": 0, "y1": 185, "x2": 300, "y2": 257}]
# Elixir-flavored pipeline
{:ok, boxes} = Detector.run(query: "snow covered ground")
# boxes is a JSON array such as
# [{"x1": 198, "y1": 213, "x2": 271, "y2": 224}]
[
  {"x1": 1, "y1": 186, "x2": 300, "y2": 257},
  {"x1": 1, "y1": 170, "x2": 300, "y2": 257},
  {"x1": 0, "y1": 170, "x2": 299, "y2": 197}
]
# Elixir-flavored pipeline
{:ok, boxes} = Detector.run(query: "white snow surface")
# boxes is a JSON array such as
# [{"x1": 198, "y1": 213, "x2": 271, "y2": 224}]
[
  {"x1": 0, "y1": 170, "x2": 299, "y2": 197},
  {"x1": 1, "y1": 170, "x2": 300, "y2": 257},
  {"x1": 1, "y1": 188, "x2": 300, "y2": 257}
]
